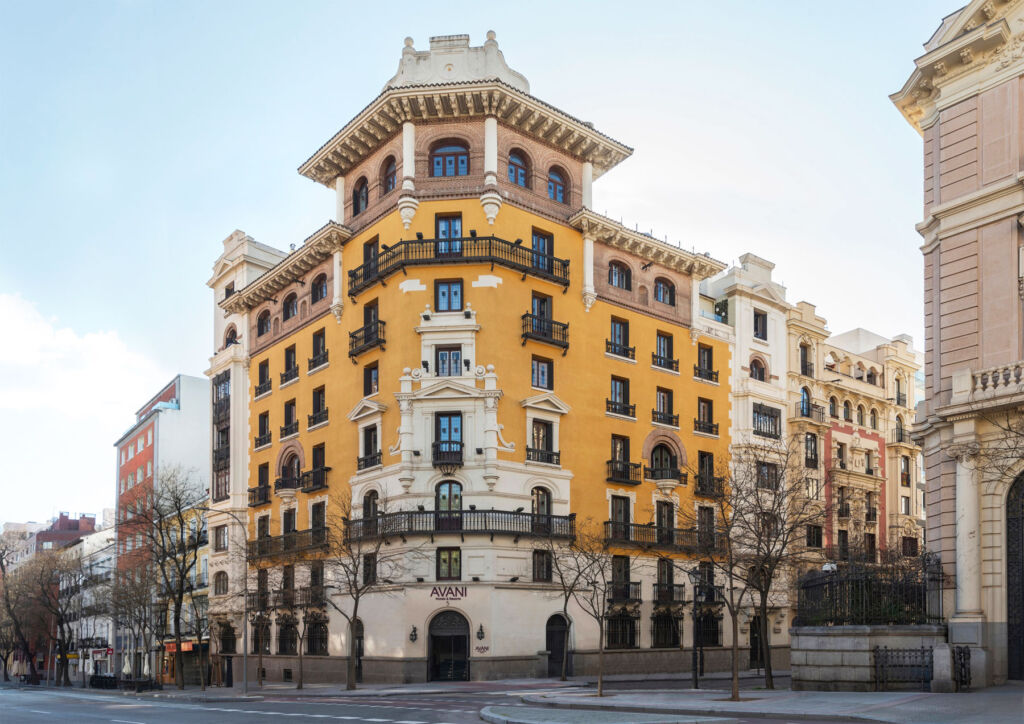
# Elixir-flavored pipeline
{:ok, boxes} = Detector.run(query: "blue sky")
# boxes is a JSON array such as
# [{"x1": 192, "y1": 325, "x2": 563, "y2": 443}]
[{"x1": 0, "y1": 1, "x2": 962, "y2": 522}]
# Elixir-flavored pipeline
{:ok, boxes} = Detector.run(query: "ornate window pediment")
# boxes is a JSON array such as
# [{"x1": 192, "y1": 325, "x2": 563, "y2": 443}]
[
  {"x1": 347, "y1": 398, "x2": 388, "y2": 423},
  {"x1": 520, "y1": 392, "x2": 571, "y2": 416}
]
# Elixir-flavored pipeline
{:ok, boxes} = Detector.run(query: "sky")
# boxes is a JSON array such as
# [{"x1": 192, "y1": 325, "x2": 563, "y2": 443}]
[{"x1": 0, "y1": 0, "x2": 963, "y2": 523}]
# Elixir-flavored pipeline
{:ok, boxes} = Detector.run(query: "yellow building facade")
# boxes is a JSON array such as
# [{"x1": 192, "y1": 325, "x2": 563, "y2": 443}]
[{"x1": 221, "y1": 33, "x2": 731, "y2": 683}]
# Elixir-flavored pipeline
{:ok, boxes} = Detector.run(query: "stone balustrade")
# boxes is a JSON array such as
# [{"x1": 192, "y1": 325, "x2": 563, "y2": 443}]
[{"x1": 971, "y1": 361, "x2": 1024, "y2": 393}]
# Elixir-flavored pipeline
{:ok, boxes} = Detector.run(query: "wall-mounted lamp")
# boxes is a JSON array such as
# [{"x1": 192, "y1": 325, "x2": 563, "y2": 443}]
[
  {"x1": 463, "y1": 310, "x2": 472, "y2": 320},
  {"x1": 410, "y1": 626, "x2": 418, "y2": 642},
  {"x1": 469, "y1": 229, "x2": 477, "y2": 238},
  {"x1": 422, "y1": 311, "x2": 431, "y2": 320},
  {"x1": 514, "y1": 506, "x2": 524, "y2": 513},
  {"x1": 422, "y1": 360, "x2": 430, "y2": 371},
  {"x1": 472, "y1": 576, "x2": 480, "y2": 582},
  {"x1": 514, "y1": 238, "x2": 523, "y2": 246},
  {"x1": 509, "y1": 576, "x2": 519, "y2": 583},
  {"x1": 417, "y1": 504, "x2": 425, "y2": 511},
  {"x1": 476, "y1": 624, "x2": 485, "y2": 640},
  {"x1": 464, "y1": 358, "x2": 472, "y2": 369},
  {"x1": 469, "y1": 504, "x2": 476, "y2": 510},
  {"x1": 416, "y1": 232, "x2": 424, "y2": 240},
  {"x1": 476, "y1": 448, "x2": 484, "y2": 455},
  {"x1": 413, "y1": 450, "x2": 421, "y2": 456}
]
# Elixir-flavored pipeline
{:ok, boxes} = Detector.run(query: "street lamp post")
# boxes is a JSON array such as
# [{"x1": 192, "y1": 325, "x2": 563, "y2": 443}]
[{"x1": 686, "y1": 569, "x2": 701, "y2": 690}]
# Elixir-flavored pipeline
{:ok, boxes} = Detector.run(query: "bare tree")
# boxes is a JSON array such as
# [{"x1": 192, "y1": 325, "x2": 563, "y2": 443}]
[
  {"x1": 0, "y1": 534, "x2": 45, "y2": 683},
  {"x1": 20, "y1": 549, "x2": 86, "y2": 687},
  {"x1": 108, "y1": 564, "x2": 160, "y2": 683},
  {"x1": 538, "y1": 521, "x2": 585, "y2": 681},
  {"x1": 186, "y1": 593, "x2": 210, "y2": 690},
  {"x1": 0, "y1": 601, "x2": 16, "y2": 682}
]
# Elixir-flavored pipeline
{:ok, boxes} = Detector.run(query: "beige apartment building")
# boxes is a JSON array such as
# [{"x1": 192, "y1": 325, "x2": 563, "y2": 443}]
[{"x1": 892, "y1": 0, "x2": 1024, "y2": 684}]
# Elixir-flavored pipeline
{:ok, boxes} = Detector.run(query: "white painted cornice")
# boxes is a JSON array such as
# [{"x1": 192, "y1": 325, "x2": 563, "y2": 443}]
[
  {"x1": 520, "y1": 392, "x2": 571, "y2": 415},
  {"x1": 347, "y1": 398, "x2": 388, "y2": 422}
]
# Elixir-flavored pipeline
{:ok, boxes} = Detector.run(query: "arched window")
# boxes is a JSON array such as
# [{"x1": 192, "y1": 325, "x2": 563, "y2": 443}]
[
  {"x1": 800, "y1": 387, "x2": 812, "y2": 416},
  {"x1": 843, "y1": 401, "x2": 851, "y2": 421},
  {"x1": 829, "y1": 396, "x2": 838, "y2": 418},
  {"x1": 750, "y1": 358, "x2": 766, "y2": 382},
  {"x1": 856, "y1": 405, "x2": 865, "y2": 426},
  {"x1": 213, "y1": 571, "x2": 228, "y2": 596},
  {"x1": 283, "y1": 453, "x2": 300, "y2": 481},
  {"x1": 430, "y1": 142, "x2": 469, "y2": 177},
  {"x1": 282, "y1": 293, "x2": 297, "y2": 321},
  {"x1": 224, "y1": 325, "x2": 237, "y2": 347},
  {"x1": 650, "y1": 444, "x2": 677, "y2": 475},
  {"x1": 866, "y1": 368, "x2": 877, "y2": 385},
  {"x1": 278, "y1": 620, "x2": 297, "y2": 655},
  {"x1": 362, "y1": 490, "x2": 379, "y2": 519},
  {"x1": 352, "y1": 178, "x2": 369, "y2": 216},
  {"x1": 531, "y1": 486, "x2": 551, "y2": 517},
  {"x1": 896, "y1": 415, "x2": 904, "y2": 434},
  {"x1": 654, "y1": 278, "x2": 675, "y2": 306},
  {"x1": 507, "y1": 150, "x2": 528, "y2": 187},
  {"x1": 548, "y1": 168, "x2": 565, "y2": 202},
  {"x1": 307, "y1": 622, "x2": 328, "y2": 655},
  {"x1": 436, "y1": 481, "x2": 462, "y2": 512},
  {"x1": 869, "y1": 409, "x2": 878, "y2": 430},
  {"x1": 608, "y1": 261, "x2": 631, "y2": 290},
  {"x1": 382, "y1": 156, "x2": 397, "y2": 194},
  {"x1": 257, "y1": 311, "x2": 271, "y2": 337},
  {"x1": 311, "y1": 274, "x2": 327, "y2": 304}
]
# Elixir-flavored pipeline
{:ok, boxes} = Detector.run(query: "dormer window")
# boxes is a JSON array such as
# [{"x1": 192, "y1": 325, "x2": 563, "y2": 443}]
[
  {"x1": 508, "y1": 151, "x2": 528, "y2": 187},
  {"x1": 282, "y1": 293, "x2": 297, "y2": 321},
  {"x1": 547, "y1": 168, "x2": 565, "y2": 203},
  {"x1": 431, "y1": 142, "x2": 469, "y2": 177},
  {"x1": 257, "y1": 311, "x2": 271, "y2": 337},
  {"x1": 654, "y1": 278, "x2": 675, "y2": 306},
  {"x1": 352, "y1": 177, "x2": 369, "y2": 216},
  {"x1": 609, "y1": 262, "x2": 631, "y2": 291}
]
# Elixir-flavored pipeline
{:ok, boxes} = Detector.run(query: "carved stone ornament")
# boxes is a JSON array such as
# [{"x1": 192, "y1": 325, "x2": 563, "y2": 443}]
[
  {"x1": 654, "y1": 478, "x2": 679, "y2": 497},
  {"x1": 479, "y1": 189, "x2": 502, "y2": 225},
  {"x1": 960, "y1": 48, "x2": 974, "y2": 64},
  {"x1": 397, "y1": 195, "x2": 419, "y2": 229},
  {"x1": 989, "y1": 31, "x2": 1024, "y2": 71},
  {"x1": 582, "y1": 290, "x2": 596, "y2": 312},
  {"x1": 330, "y1": 301, "x2": 343, "y2": 323},
  {"x1": 946, "y1": 442, "x2": 980, "y2": 464}
]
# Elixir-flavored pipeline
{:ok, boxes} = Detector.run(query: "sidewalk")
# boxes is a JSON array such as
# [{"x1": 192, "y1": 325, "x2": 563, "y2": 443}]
[{"x1": 516, "y1": 683, "x2": 1024, "y2": 724}]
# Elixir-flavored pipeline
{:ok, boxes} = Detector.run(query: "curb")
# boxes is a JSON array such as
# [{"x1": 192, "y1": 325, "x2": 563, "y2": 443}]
[{"x1": 480, "y1": 705, "x2": 738, "y2": 724}]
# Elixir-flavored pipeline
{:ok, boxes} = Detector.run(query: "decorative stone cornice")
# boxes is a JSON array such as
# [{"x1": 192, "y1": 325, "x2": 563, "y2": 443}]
[
  {"x1": 298, "y1": 81, "x2": 633, "y2": 187},
  {"x1": 221, "y1": 222, "x2": 352, "y2": 313},
  {"x1": 568, "y1": 209, "x2": 725, "y2": 280}
]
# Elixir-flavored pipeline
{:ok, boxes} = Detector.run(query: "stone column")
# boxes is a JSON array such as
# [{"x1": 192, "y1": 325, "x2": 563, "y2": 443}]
[
  {"x1": 334, "y1": 176, "x2": 345, "y2": 225},
  {"x1": 330, "y1": 250, "x2": 343, "y2": 322},
  {"x1": 582, "y1": 235, "x2": 596, "y2": 311},
  {"x1": 398, "y1": 121, "x2": 418, "y2": 228},
  {"x1": 484, "y1": 116, "x2": 498, "y2": 186},
  {"x1": 581, "y1": 162, "x2": 593, "y2": 209},
  {"x1": 953, "y1": 448, "x2": 981, "y2": 615}
]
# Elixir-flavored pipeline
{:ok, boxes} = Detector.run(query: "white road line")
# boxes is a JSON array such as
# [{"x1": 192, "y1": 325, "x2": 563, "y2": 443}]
[
  {"x1": 111, "y1": 720, "x2": 145, "y2": 723},
  {"x1": 393, "y1": 720, "x2": 428, "y2": 723},
  {"x1": 29, "y1": 712, "x2": 50, "y2": 715}
]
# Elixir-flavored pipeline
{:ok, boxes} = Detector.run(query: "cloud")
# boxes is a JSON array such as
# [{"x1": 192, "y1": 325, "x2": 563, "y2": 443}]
[{"x1": 0, "y1": 293, "x2": 170, "y2": 522}]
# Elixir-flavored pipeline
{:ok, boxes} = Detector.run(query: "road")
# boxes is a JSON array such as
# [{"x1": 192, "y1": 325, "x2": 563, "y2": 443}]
[{"x1": 0, "y1": 683, "x2": 864, "y2": 724}]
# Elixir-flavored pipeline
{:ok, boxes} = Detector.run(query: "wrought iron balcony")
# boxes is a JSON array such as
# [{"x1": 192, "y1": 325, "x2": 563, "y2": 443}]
[
  {"x1": 800, "y1": 361, "x2": 814, "y2": 378},
  {"x1": 838, "y1": 502, "x2": 851, "y2": 518},
  {"x1": 432, "y1": 440, "x2": 464, "y2": 468},
  {"x1": 604, "y1": 521, "x2": 722, "y2": 553},
  {"x1": 255, "y1": 379, "x2": 272, "y2": 396},
  {"x1": 895, "y1": 392, "x2": 907, "y2": 407},
  {"x1": 606, "y1": 399, "x2": 635, "y2": 417},
  {"x1": 866, "y1": 508, "x2": 878, "y2": 523},
  {"x1": 653, "y1": 583, "x2": 687, "y2": 605},
  {"x1": 247, "y1": 528, "x2": 328, "y2": 559},
  {"x1": 795, "y1": 401, "x2": 826, "y2": 423},
  {"x1": 694, "y1": 365, "x2": 718, "y2": 382},
  {"x1": 346, "y1": 235, "x2": 570, "y2": 297},
  {"x1": 349, "y1": 320, "x2": 386, "y2": 358},
  {"x1": 607, "y1": 459, "x2": 642, "y2": 484},
  {"x1": 891, "y1": 428, "x2": 916, "y2": 445},
  {"x1": 695, "y1": 474, "x2": 725, "y2": 497},
  {"x1": 274, "y1": 476, "x2": 302, "y2": 493},
  {"x1": 254, "y1": 432, "x2": 271, "y2": 448},
  {"x1": 357, "y1": 451, "x2": 382, "y2": 470},
  {"x1": 248, "y1": 485, "x2": 271, "y2": 507},
  {"x1": 652, "y1": 353, "x2": 679, "y2": 372},
  {"x1": 345, "y1": 509, "x2": 575, "y2": 541},
  {"x1": 644, "y1": 466, "x2": 685, "y2": 483},
  {"x1": 521, "y1": 313, "x2": 569, "y2": 350},
  {"x1": 297, "y1": 585, "x2": 326, "y2": 608},
  {"x1": 308, "y1": 350, "x2": 329, "y2": 370},
  {"x1": 694, "y1": 418, "x2": 719, "y2": 436},
  {"x1": 273, "y1": 588, "x2": 296, "y2": 609},
  {"x1": 608, "y1": 581, "x2": 642, "y2": 604},
  {"x1": 652, "y1": 409, "x2": 679, "y2": 426},
  {"x1": 605, "y1": 340, "x2": 635, "y2": 359},
  {"x1": 213, "y1": 446, "x2": 230, "y2": 470},
  {"x1": 213, "y1": 398, "x2": 231, "y2": 423},
  {"x1": 280, "y1": 366, "x2": 299, "y2": 385},
  {"x1": 301, "y1": 466, "x2": 330, "y2": 492},
  {"x1": 805, "y1": 453, "x2": 819, "y2": 469},
  {"x1": 526, "y1": 447, "x2": 560, "y2": 465},
  {"x1": 280, "y1": 420, "x2": 299, "y2": 438},
  {"x1": 246, "y1": 591, "x2": 271, "y2": 611},
  {"x1": 693, "y1": 582, "x2": 726, "y2": 605},
  {"x1": 308, "y1": 408, "x2": 329, "y2": 427}
]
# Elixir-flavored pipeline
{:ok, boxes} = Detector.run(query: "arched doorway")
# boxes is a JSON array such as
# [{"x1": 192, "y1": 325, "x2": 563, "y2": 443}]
[
  {"x1": 429, "y1": 611, "x2": 469, "y2": 681},
  {"x1": 545, "y1": 614, "x2": 569, "y2": 677},
  {"x1": 1008, "y1": 474, "x2": 1024, "y2": 680}
]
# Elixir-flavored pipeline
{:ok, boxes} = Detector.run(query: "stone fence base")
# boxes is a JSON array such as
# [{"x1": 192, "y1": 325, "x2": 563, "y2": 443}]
[{"x1": 572, "y1": 645, "x2": 789, "y2": 678}]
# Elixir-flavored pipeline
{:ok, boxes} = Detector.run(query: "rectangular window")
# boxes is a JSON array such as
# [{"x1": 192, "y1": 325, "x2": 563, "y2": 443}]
[
  {"x1": 609, "y1": 318, "x2": 629, "y2": 351},
  {"x1": 865, "y1": 533, "x2": 877, "y2": 559},
  {"x1": 902, "y1": 537, "x2": 919, "y2": 557},
  {"x1": 147, "y1": 430, "x2": 152, "y2": 446},
  {"x1": 363, "y1": 363, "x2": 379, "y2": 396},
  {"x1": 612, "y1": 555, "x2": 631, "y2": 583},
  {"x1": 901, "y1": 496, "x2": 911, "y2": 515},
  {"x1": 436, "y1": 548, "x2": 461, "y2": 580},
  {"x1": 312, "y1": 443, "x2": 326, "y2": 471},
  {"x1": 698, "y1": 451, "x2": 714, "y2": 480},
  {"x1": 312, "y1": 386, "x2": 326, "y2": 414},
  {"x1": 284, "y1": 345, "x2": 297, "y2": 371},
  {"x1": 656, "y1": 387, "x2": 673, "y2": 413},
  {"x1": 435, "y1": 215, "x2": 463, "y2": 255},
  {"x1": 836, "y1": 442, "x2": 847, "y2": 468},
  {"x1": 362, "y1": 425, "x2": 378, "y2": 457},
  {"x1": 757, "y1": 461, "x2": 779, "y2": 490},
  {"x1": 610, "y1": 376, "x2": 629, "y2": 404},
  {"x1": 436, "y1": 346, "x2": 462, "y2": 376},
  {"x1": 806, "y1": 525, "x2": 823, "y2": 548},
  {"x1": 532, "y1": 550, "x2": 552, "y2": 582},
  {"x1": 805, "y1": 433, "x2": 818, "y2": 468},
  {"x1": 611, "y1": 435, "x2": 630, "y2": 463},
  {"x1": 531, "y1": 356, "x2": 553, "y2": 389},
  {"x1": 753, "y1": 310, "x2": 768, "y2": 340},
  {"x1": 312, "y1": 329, "x2": 326, "y2": 357},
  {"x1": 258, "y1": 463, "x2": 269, "y2": 487},
  {"x1": 310, "y1": 560, "x2": 324, "y2": 588},
  {"x1": 258, "y1": 360, "x2": 270, "y2": 385},
  {"x1": 531, "y1": 420, "x2": 553, "y2": 451},
  {"x1": 654, "y1": 332, "x2": 674, "y2": 367},
  {"x1": 697, "y1": 344, "x2": 713, "y2": 372},
  {"x1": 311, "y1": 502, "x2": 326, "y2": 530},
  {"x1": 805, "y1": 476, "x2": 822, "y2": 500},
  {"x1": 282, "y1": 508, "x2": 296, "y2": 534},
  {"x1": 698, "y1": 397, "x2": 713, "y2": 422},
  {"x1": 363, "y1": 553, "x2": 377, "y2": 585},
  {"x1": 284, "y1": 400, "x2": 296, "y2": 426},
  {"x1": 837, "y1": 529, "x2": 849, "y2": 558},
  {"x1": 214, "y1": 525, "x2": 228, "y2": 551},
  {"x1": 751, "y1": 403, "x2": 781, "y2": 438},
  {"x1": 435, "y1": 280, "x2": 463, "y2": 312},
  {"x1": 257, "y1": 516, "x2": 270, "y2": 539},
  {"x1": 531, "y1": 230, "x2": 553, "y2": 272},
  {"x1": 282, "y1": 565, "x2": 294, "y2": 591}
]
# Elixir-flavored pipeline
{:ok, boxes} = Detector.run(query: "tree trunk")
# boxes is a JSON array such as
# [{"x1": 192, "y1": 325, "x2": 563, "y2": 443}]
[
  {"x1": 195, "y1": 641, "x2": 204, "y2": 691},
  {"x1": 560, "y1": 607, "x2": 570, "y2": 681},
  {"x1": 759, "y1": 595, "x2": 774, "y2": 689},
  {"x1": 596, "y1": 621, "x2": 604, "y2": 697},
  {"x1": 2, "y1": 655, "x2": 9, "y2": 682},
  {"x1": 297, "y1": 625, "x2": 304, "y2": 690},
  {"x1": 174, "y1": 602, "x2": 184, "y2": 689},
  {"x1": 60, "y1": 644, "x2": 71, "y2": 687},
  {"x1": 257, "y1": 628, "x2": 264, "y2": 688},
  {"x1": 346, "y1": 617, "x2": 357, "y2": 691},
  {"x1": 729, "y1": 608, "x2": 739, "y2": 701}
]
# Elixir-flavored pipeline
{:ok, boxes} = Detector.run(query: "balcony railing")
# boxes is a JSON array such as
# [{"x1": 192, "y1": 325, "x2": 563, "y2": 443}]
[
  {"x1": 652, "y1": 353, "x2": 679, "y2": 372},
  {"x1": 255, "y1": 432, "x2": 271, "y2": 448},
  {"x1": 280, "y1": 420, "x2": 298, "y2": 438},
  {"x1": 521, "y1": 313, "x2": 569, "y2": 349},
  {"x1": 255, "y1": 379, "x2": 271, "y2": 396},
  {"x1": 838, "y1": 503, "x2": 851, "y2": 518},
  {"x1": 693, "y1": 582, "x2": 726, "y2": 605},
  {"x1": 248, "y1": 528, "x2": 328, "y2": 559},
  {"x1": 308, "y1": 408, "x2": 329, "y2": 427},
  {"x1": 694, "y1": 365, "x2": 718, "y2": 383},
  {"x1": 606, "y1": 399, "x2": 635, "y2": 417},
  {"x1": 357, "y1": 451, "x2": 382, "y2": 470},
  {"x1": 273, "y1": 588, "x2": 296, "y2": 609},
  {"x1": 604, "y1": 521, "x2": 721, "y2": 552},
  {"x1": 805, "y1": 454, "x2": 819, "y2": 469},
  {"x1": 644, "y1": 466, "x2": 686, "y2": 483},
  {"x1": 432, "y1": 441, "x2": 464, "y2": 468},
  {"x1": 346, "y1": 235, "x2": 570, "y2": 297},
  {"x1": 526, "y1": 448, "x2": 561, "y2": 465},
  {"x1": 246, "y1": 591, "x2": 271, "y2": 611},
  {"x1": 653, "y1": 583, "x2": 687, "y2": 605},
  {"x1": 695, "y1": 474, "x2": 725, "y2": 497},
  {"x1": 652, "y1": 409, "x2": 679, "y2": 427},
  {"x1": 248, "y1": 485, "x2": 270, "y2": 507},
  {"x1": 349, "y1": 320, "x2": 386, "y2": 358},
  {"x1": 800, "y1": 361, "x2": 814, "y2": 378},
  {"x1": 606, "y1": 340, "x2": 636, "y2": 359},
  {"x1": 895, "y1": 392, "x2": 908, "y2": 407},
  {"x1": 345, "y1": 509, "x2": 576, "y2": 541},
  {"x1": 213, "y1": 446, "x2": 230, "y2": 470},
  {"x1": 795, "y1": 402, "x2": 825, "y2": 423},
  {"x1": 694, "y1": 418, "x2": 719, "y2": 436},
  {"x1": 301, "y1": 467, "x2": 330, "y2": 493},
  {"x1": 866, "y1": 508, "x2": 878, "y2": 523},
  {"x1": 309, "y1": 350, "x2": 329, "y2": 370},
  {"x1": 280, "y1": 366, "x2": 299, "y2": 385},
  {"x1": 891, "y1": 428, "x2": 916, "y2": 445},
  {"x1": 607, "y1": 460, "x2": 642, "y2": 484},
  {"x1": 608, "y1": 581, "x2": 642, "y2": 604},
  {"x1": 297, "y1": 585, "x2": 326, "y2": 608},
  {"x1": 274, "y1": 476, "x2": 302, "y2": 493},
  {"x1": 213, "y1": 398, "x2": 231, "y2": 423}
]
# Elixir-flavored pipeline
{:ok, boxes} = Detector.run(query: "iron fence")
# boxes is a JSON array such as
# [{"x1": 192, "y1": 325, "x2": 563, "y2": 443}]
[{"x1": 874, "y1": 646, "x2": 932, "y2": 691}]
